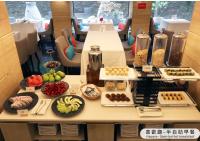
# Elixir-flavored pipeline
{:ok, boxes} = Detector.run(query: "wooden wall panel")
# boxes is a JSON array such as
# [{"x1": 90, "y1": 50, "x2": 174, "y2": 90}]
[
  {"x1": 51, "y1": 1, "x2": 71, "y2": 17},
  {"x1": 182, "y1": 1, "x2": 200, "y2": 107},
  {"x1": 189, "y1": 2, "x2": 200, "y2": 36},
  {"x1": 87, "y1": 124, "x2": 114, "y2": 141},
  {"x1": 0, "y1": 34, "x2": 16, "y2": 57},
  {"x1": 131, "y1": 2, "x2": 152, "y2": 35},
  {"x1": 0, "y1": 123, "x2": 32, "y2": 141},
  {"x1": 51, "y1": 1, "x2": 72, "y2": 38},
  {"x1": 0, "y1": 2, "x2": 11, "y2": 37},
  {"x1": 0, "y1": 1, "x2": 23, "y2": 111}
]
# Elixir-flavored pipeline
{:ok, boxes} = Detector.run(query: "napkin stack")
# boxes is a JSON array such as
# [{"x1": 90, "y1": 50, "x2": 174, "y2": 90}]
[
  {"x1": 31, "y1": 99, "x2": 52, "y2": 115},
  {"x1": 61, "y1": 124, "x2": 79, "y2": 136},
  {"x1": 120, "y1": 124, "x2": 139, "y2": 137}
]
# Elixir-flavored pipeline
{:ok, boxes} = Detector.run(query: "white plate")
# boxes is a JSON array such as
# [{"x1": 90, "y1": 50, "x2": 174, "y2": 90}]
[
  {"x1": 99, "y1": 68, "x2": 138, "y2": 80},
  {"x1": 159, "y1": 67, "x2": 200, "y2": 81},
  {"x1": 158, "y1": 91, "x2": 195, "y2": 106},
  {"x1": 101, "y1": 89, "x2": 134, "y2": 106}
]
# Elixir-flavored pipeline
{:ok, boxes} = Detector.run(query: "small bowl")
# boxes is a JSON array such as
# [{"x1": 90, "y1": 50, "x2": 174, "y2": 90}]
[{"x1": 41, "y1": 81, "x2": 69, "y2": 97}]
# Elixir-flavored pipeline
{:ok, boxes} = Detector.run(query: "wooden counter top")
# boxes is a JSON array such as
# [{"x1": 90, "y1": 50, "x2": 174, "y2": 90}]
[{"x1": 0, "y1": 75, "x2": 200, "y2": 123}]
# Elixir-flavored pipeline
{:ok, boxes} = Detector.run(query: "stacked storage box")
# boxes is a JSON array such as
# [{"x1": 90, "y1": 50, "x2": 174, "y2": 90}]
[
  {"x1": 38, "y1": 124, "x2": 57, "y2": 136},
  {"x1": 60, "y1": 124, "x2": 79, "y2": 136},
  {"x1": 120, "y1": 124, "x2": 139, "y2": 138}
]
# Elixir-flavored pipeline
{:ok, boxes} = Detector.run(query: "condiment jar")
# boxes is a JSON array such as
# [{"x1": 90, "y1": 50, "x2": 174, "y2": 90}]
[
  {"x1": 152, "y1": 33, "x2": 168, "y2": 67},
  {"x1": 167, "y1": 33, "x2": 186, "y2": 66},
  {"x1": 134, "y1": 33, "x2": 151, "y2": 67}
]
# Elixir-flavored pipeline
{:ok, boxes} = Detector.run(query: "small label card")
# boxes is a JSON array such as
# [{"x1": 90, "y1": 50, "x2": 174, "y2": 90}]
[
  {"x1": 142, "y1": 65, "x2": 153, "y2": 72},
  {"x1": 17, "y1": 109, "x2": 29, "y2": 116},
  {"x1": 26, "y1": 87, "x2": 35, "y2": 92}
]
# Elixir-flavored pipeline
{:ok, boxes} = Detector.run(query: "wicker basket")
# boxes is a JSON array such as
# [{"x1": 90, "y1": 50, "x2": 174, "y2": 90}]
[{"x1": 80, "y1": 84, "x2": 101, "y2": 100}]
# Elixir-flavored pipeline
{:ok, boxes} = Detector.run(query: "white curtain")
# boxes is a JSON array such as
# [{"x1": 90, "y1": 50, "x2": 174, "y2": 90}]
[{"x1": 25, "y1": 2, "x2": 42, "y2": 21}]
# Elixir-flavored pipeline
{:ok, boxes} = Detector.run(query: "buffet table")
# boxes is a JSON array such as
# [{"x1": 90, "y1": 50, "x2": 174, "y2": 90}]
[
  {"x1": 0, "y1": 75, "x2": 200, "y2": 141},
  {"x1": 0, "y1": 75, "x2": 200, "y2": 122},
  {"x1": 81, "y1": 30, "x2": 127, "y2": 75}
]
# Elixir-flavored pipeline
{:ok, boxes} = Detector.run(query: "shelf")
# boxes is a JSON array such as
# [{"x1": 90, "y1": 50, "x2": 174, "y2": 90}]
[{"x1": 33, "y1": 126, "x2": 85, "y2": 140}]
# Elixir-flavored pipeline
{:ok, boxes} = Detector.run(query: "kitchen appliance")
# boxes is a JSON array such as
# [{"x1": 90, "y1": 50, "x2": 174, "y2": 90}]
[
  {"x1": 134, "y1": 33, "x2": 151, "y2": 67},
  {"x1": 86, "y1": 45, "x2": 104, "y2": 86},
  {"x1": 152, "y1": 33, "x2": 168, "y2": 67},
  {"x1": 167, "y1": 33, "x2": 186, "y2": 66}
]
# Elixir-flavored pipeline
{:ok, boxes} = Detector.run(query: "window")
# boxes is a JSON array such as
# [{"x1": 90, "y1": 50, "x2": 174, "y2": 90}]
[
  {"x1": 6, "y1": 1, "x2": 51, "y2": 23},
  {"x1": 72, "y1": 1, "x2": 130, "y2": 26},
  {"x1": 152, "y1": 1, "x2": 195, "y2": 20}
]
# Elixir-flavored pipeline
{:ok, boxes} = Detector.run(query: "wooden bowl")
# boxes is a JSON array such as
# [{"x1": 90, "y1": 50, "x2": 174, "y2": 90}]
[{"x1": 80, "y1": 84, "x2": 101, "y2": 100}]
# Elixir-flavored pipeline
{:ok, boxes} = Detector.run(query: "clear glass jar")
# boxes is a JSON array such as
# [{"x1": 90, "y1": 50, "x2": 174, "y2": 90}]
[
  {"x1": 167, "y1": 33, "x2": 186, "y2": 66},
  {"x1": 152, "y1": 33, "x2": 168, "y2": 67},
  {"x1": 105, "y1": 81, "x2": 116, "y2": 91},
  {"x1": 116, "y1": 81, "x2": 127, "y2": 91},
  {"x1": 134, "y1": 33, "x2": 151, "y2": 67}
]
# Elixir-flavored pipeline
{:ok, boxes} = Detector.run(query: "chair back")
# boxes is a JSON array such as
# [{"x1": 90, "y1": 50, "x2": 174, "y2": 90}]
[
  {"x1": 55, "y1": 36, "x2": 70, "y2": 66},
  {"x1": 11, "y1": 23, "x2": 37, "y2": 55},
  {"x1": 47, "y1": 18, "x2": 54, "y2": 34},
  {"x1": 71, "y1": 18, "x2": 80, "y2": 35},
  {"x1": 149, "y1": 17, "x2": 154, "y2": 33},
  {"x1": 123, "y1": 18, "x2": 132, "y2": 32},
  {"x1": 149, "y1": 17, "x2": 160, "y2": 35},
  {"x1": 61, "y1": 28, "x2": 70, "y2": 42}
]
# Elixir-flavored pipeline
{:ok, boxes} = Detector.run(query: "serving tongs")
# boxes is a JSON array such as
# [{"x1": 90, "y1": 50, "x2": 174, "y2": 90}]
[
  {"x1": 34, "y1": 99, "x2": 46, "y2": 115},
  {"x1": 138, "y1": 106, "x2": 161, "y2": 113}
]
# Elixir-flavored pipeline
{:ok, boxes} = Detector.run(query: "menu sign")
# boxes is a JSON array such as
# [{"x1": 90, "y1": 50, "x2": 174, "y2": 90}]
[
  {"x1": 137, "y1": 2, "x2": 147, "y2": 9},
  {"x1": 142, "y1": 65, "x2": 153, "y2": 72},
  {"x1": 26, "y1": 87, "x2": 35, "y2": 92},
  {"x1": 17, "y1": 109, "x2": 29, "y2": 116}
]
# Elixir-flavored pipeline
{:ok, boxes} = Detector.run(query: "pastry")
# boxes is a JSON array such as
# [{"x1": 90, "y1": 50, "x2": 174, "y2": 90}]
[
  {"x1": 105, "y1": 67, "x2": 129, "y2": 76},
  {"x1": 161, "y1": 92, "x2": 185, "y2": 101},
  {"x1": 105, "y1": 81, "x2": 115, "y2": 91},
  {"x1": 116, "y1": 81, "x2": 126, "y2": 91},
  {"x1": 165, "y1": 68, "x2": 195, "y2": 76},
  {"x1": 105, "y1": 93, "x2": 130, "y2": 102}
]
